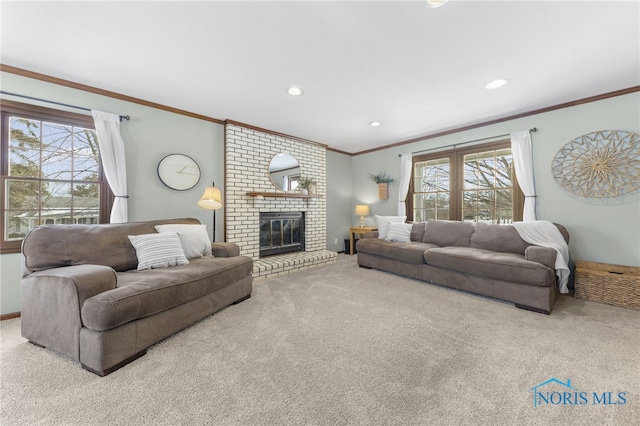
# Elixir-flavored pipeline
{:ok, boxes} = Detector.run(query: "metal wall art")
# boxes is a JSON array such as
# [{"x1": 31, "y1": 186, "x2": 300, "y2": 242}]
[{"x1": 552, "y1": 130, "x2": 640, "y2": 198}]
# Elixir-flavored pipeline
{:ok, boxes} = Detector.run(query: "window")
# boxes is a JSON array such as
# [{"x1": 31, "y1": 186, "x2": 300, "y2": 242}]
[
  {"x1": 409, "y1": 141, "x2": 523, "y2": 224},
  {"x1": 1, "y1": 100, "x2": 112, "y2": 254},
  {"x1": 412, "y1": 157, "x2": 451, "y2": 221},
  {"x1": 287, "y1": 176, "x2": 300, "y2": 191}
]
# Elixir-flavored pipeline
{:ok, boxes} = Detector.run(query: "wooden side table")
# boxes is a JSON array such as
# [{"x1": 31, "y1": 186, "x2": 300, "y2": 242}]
[{"x1": 349, "y1": 226, "x2": 377, "y2": 255}]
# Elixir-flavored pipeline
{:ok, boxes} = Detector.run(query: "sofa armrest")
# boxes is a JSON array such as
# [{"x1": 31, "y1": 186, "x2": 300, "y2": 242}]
[
  {"x1": 24, "y1": 264, "x2": 117, "y2": 310},
  {"x1": 362, "y1": 231, "x2": 379, "y2": 239},
  {"x1": 525, "y1": 246, "x2": 557, "y2": 270},
  {"x1": 21, "y1": 264, "x2": 117, "y2": 360},
  {"x1": 211, "y1": 242, "x2": 241, "y2": 257}
]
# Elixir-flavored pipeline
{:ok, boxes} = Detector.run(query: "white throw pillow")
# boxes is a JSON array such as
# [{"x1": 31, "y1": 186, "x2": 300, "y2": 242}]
[
  {"x1": 155, "y1": 224, "x2": 212, "y2": 259},
  {"x1": 386, "y1": 222, "x2": 412, "y2": 243},
  {"x1": 375, "y1": 215, "x2": 407, "y2": 239},
  {"x1": 128, "y1": 232, "x2": 189, "y2": 271}
]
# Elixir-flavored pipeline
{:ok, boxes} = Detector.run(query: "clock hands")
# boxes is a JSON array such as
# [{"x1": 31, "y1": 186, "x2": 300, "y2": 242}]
[{"x1": 176, "y1": 165, "x2": 197, "y2": 175}]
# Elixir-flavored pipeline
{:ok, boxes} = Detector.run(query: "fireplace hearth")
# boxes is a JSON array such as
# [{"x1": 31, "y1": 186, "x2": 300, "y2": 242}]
[{"x1": 259, "y1": 212, "x2": 304, "y2": 257}]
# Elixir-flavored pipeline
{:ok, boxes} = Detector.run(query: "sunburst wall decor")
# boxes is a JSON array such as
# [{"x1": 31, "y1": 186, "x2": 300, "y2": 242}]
[{"x1": 551, "y1": 130, "x2": 640, "y2": 198}]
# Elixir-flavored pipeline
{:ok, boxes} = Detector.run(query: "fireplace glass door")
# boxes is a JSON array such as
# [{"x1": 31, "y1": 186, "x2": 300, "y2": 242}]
[{"x1": 259, "y1": 212, "x2": 304, "y2": 257}]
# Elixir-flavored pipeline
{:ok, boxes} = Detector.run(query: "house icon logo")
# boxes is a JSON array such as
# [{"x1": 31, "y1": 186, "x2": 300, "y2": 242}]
[{"x1": 529, "y1": 378, "x2": 577, "y2": 408}]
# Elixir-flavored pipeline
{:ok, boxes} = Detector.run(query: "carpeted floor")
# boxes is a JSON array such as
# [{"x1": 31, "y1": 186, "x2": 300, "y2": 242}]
[{"x1": 1, "y1": 254, "x2": 639, "y2": 425}]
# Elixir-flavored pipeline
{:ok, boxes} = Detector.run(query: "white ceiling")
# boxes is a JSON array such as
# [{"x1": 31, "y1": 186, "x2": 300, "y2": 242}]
[{"x1": 1, "y1": 1, "x2": 638, "y2": 154}]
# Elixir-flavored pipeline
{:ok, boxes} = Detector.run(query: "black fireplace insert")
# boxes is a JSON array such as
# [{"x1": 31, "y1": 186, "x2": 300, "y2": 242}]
[{"x1": 259, "y1": 212, "x2": 304, "y2": 257}]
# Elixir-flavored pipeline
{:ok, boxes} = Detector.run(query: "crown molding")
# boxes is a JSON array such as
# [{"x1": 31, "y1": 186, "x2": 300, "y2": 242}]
[
  {"x1": 3, "y1": 64, "x2": 637, "y2": 156},
  {"x1": 0, "y1": 64, "x2": 225, "y2": 124},
  {"x1": 225, "y1": 119, "x2": 328, "y2": 148},
  {"x1": 352, "y1": 86, "x2": 640, "y2": 156},
  {"x1": 326, "y1": 146, "x2": 353, "y2": 156}
]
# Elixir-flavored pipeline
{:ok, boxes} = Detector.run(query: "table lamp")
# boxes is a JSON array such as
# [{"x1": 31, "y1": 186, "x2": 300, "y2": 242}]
[{"x1": 355, "y1": 204, "x2": 370, "y2": 228}]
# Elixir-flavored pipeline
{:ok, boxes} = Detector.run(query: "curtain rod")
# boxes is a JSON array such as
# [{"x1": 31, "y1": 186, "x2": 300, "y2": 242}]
[
  {"x1": 0, "y1": 90, "x2": 130, "y2": 122},
  {"x1": 399, "y1": 127, "x2": 537, "y2": 157}
]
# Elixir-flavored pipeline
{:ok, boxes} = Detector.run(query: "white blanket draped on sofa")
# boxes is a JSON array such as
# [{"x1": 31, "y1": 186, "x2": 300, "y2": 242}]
[{"x1": 512, "y1": 220, "x2": 570, "y2": 294}]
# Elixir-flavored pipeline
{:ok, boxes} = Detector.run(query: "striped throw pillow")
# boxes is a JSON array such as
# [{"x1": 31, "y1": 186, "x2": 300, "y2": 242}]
[
  {"x1": 128, "y1": 232, "x2": 189, "y2": 271},
  {"x1": 375, "y1": 215, "x2": 407, "y2": 239},
  {"x1": 386, "y1": 222, "x2": 412, "y2": 243}
]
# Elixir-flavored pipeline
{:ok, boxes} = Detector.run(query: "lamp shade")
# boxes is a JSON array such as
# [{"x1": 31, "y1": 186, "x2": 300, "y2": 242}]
[
  {"x1": 355, "y1": 205, "x2": 370, "y2": 216},
  {"x1": 198, "y1": 186, "x2": 222, "y2": 210},
  {"x1": 426, "y1": 0, "x2": 450, "y2": 7}
]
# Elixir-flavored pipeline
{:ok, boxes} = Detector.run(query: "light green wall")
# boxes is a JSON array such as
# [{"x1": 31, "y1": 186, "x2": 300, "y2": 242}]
[
  {"x1": 0, "y1": 253, "x2": 22, "y2": 314},
  {"x1": 351, "y1": 92, "x2": 640, "y2": 267},
  {"x1": 326, "y1": 150, "x2": 353, "y2": 252},
  {"x1": 1, "y1": 72, "x2": 225, "y2": 315},
  {"x1": 2, "y1": 72, "x2": 638, "y2": 314}
]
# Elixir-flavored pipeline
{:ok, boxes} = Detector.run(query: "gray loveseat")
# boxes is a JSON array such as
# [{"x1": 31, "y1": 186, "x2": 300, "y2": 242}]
[
  {"x1": 356, "y1": 220, "x2": 569, "y2": 314},
  {"x1": 20, "y1": 218, "x2": 253, "y2": 376}
]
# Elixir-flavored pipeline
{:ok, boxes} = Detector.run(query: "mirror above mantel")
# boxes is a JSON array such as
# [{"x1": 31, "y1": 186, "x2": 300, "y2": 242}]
[{"x1": 269, "y1": 153, "x2": 301, "y2": 191}]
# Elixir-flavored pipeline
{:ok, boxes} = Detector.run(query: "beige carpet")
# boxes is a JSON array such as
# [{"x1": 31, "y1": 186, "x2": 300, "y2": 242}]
[{"x1": 1, "y1": 254, "x2": 639, "y2": 425}]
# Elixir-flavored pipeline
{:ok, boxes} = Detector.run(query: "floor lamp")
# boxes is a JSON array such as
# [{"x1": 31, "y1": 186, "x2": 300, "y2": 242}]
[{"x1": 198, "y1": 182, "x2": 223, "y2": 241}]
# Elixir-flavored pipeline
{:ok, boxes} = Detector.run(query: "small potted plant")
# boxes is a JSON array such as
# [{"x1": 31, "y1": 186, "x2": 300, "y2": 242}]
[
  {"x1": 368, "y1": 172, "x2": 394, "y2": 200},
  {"x1": 298, "y1": 177, "x2": 317, "y2": 195}
]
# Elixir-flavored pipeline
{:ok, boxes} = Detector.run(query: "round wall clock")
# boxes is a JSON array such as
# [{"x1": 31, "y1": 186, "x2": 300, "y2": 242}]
[{"x1": 157, "y1": 154, "x2": 201, "y2": 191}]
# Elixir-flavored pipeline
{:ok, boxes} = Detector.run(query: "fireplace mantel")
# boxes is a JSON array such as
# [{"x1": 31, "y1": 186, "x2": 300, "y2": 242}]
[{"x1": 246, "y1": 192, "x2": 322, "y2": 199}]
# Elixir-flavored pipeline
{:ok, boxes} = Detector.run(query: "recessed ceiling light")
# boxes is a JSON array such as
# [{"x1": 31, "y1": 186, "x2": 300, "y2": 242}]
[
  {"x1": 426, "y1": 0, "x2": 450, "y2": 8},
  {"x1": 485, "y1": 79, "x2": 508, "y2": 89},
  {"x1": 287, "y1": 87, "x2": 303, "y2": 96},
  {"x1": 369, "y1": 121, "x2": 381, "y2": 127}
]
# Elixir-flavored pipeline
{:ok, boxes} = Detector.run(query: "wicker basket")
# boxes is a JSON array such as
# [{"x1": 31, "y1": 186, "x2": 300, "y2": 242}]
[
  {"x1": 575, "y1": 261, "x2": 640, "y2": 310},
  {"x1": 378, "y1": 183, "x2": 388, "y2": 200}
]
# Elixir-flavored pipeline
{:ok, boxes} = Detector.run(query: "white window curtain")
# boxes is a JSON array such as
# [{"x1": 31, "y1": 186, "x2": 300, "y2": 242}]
[
  {"x1": 510, "y1": 130, "x2": 536, "y2": 221},
  {"x1": 91, "y1": 110, "x2": 129, "y2": 223},
  {"x1": 398, "y1": 153, "x2": 412, "y2": 216}
]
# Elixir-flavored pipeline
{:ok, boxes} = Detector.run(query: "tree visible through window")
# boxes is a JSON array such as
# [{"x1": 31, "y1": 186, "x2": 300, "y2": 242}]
[
  {"x1": 462, "y1": 148, "x2": 516, "y2": 223},
  {"x1": 413, "y1": 157, "x2": 450, "y2": 221},
  {"x1": 409, "y1": 141, "x2": 523, "y2": 224},
  {"x1": 1, "y1": 101, "x2": 110, "y2": 253}
]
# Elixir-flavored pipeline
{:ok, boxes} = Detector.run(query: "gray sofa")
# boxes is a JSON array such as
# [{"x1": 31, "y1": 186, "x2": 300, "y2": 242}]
[
  {"x1": 20, "y1": 218, "x2": 253, "y2": 376},
  {"x1": 356, "y1": 220, "x2": 569, "y2": 314}
]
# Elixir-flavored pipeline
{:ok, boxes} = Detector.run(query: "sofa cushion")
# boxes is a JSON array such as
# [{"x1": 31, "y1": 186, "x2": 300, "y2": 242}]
[
  {"x1": 424, "y1": 247, "x2": 555, "y2": 287},
  {"x1": 410, "y1": 222, "x2": 426, "y2": 242},
  {"x1": 81, "y1": 256, "x2": 253, "y2": 331},
  {"x1": 128, "y1": 232, "x2": 189, "y2": 271},
  {"x1": 423, "y1": 220, "x2": 474, "y2": 247},
  {"x1": 375, "y1": 215, "x2": 407, "y2": 239},
  {"x1": 155, "y1": 224, "x2": 213, "y2": 259},
  {"x1": 470, "y1": 223, "x2": 530, "y2": 255},
  {"x1": 356, "y1": 238, "x2": 438, "y2": 264}
]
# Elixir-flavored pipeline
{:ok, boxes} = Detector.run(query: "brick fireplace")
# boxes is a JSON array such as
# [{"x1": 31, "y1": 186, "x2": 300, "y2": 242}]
[{"x1": 225, "y1": 122, "x2": 337, "y2": 279}]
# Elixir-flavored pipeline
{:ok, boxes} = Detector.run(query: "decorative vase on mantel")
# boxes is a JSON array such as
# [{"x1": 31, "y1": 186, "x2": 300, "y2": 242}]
[{"x1": 298, "y1": 177, "x2": 316, "y2": 196}]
